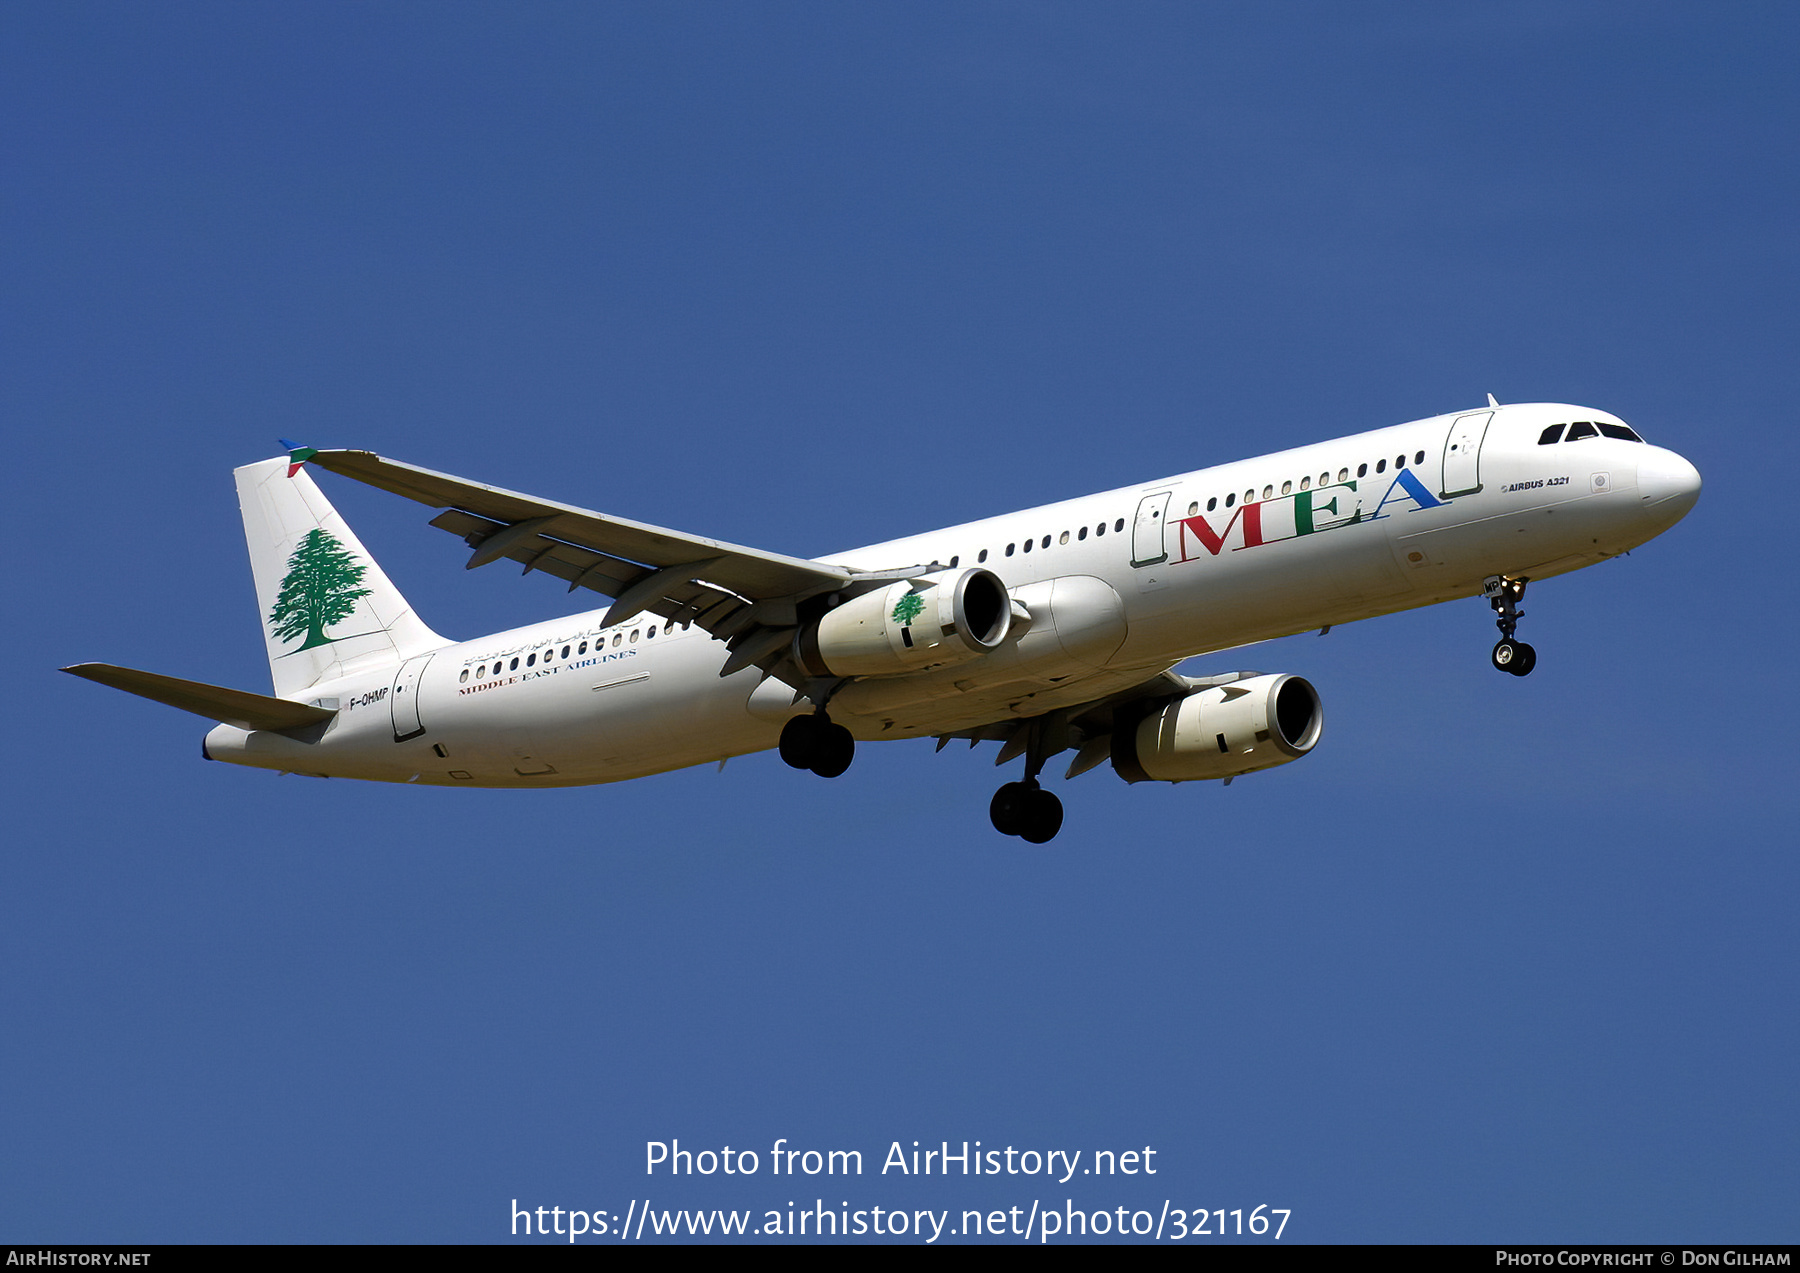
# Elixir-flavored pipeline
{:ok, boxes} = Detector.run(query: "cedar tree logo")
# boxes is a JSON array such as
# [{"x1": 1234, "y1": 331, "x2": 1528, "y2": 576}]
[
  {"x1": 891, "y1": 592, "x2": 925, "y2": 626},
  {"x1": 268, "y1": 528, "x2": 373, "y2": 651}
]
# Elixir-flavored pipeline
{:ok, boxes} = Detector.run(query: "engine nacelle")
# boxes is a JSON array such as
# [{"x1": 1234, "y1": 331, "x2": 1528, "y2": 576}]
[
  {"x1": 795, "y1": 568, "x2": 1012, "y2": 678},
  {"x1": 1112, "y1": 673, "x2": 1323, "y2": 784}
]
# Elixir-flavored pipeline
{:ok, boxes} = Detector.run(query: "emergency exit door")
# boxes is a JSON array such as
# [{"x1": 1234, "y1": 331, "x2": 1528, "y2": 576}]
[
  {"x1": 1441, "y1": 411, "x2": 1493, "y2": 498},
  {"x1": 1131, "y1": 491, "x2": 1172, "y2": 567},
  {"x1": 390, "y1": 653, "x2": 434, "y2": 742}
]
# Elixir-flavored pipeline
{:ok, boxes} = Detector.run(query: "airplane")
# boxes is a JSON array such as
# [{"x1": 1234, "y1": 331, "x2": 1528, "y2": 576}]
[{"x1": 64, "y1": 399, "x2": 1700, "y2": 843}]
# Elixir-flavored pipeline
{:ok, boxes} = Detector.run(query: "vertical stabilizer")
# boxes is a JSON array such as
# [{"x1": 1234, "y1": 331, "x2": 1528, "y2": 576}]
[{"x1": 235, "y1": 456, "x2": 446, "y2": 697}]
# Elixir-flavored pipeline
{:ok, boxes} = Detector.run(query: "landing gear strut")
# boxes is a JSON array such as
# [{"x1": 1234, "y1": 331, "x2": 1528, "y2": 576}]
[
  {"x1": 989, "y1": 718, "x2": 1065, "y2": 843},
  {"x1": 1484, "y1": 575, "x2": 1537, "y2": 677},
  {"x1": 779, "y1": 711, "x2": 855, "y2": 777}
]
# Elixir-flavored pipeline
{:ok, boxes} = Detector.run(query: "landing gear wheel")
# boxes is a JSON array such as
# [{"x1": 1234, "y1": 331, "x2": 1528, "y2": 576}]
[
  {"x1": 1018, "y1": 789, "x2": 1064, "y2": 844},
  {"x1": 779, "y1": 714, "x2": 824, "y2": 769},
  {"x1": 990, "y1": 782, "x2": 1063, "y2": 842},
  {"x1": 990, "y1": 782, "x2": 1032, "y2": 837},
  {"x1": 1492, "y1": 639, "x2": 1536, "y2": 676},
  {"x1": 809, "y1": 723, "x2": 855, "y2": 778}
]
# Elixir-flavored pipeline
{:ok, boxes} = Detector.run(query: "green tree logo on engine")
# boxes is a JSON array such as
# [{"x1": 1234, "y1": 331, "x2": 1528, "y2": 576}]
[
  {"x1": 891, "y1": 592, "x2": 925, "y2": 626},
  {"x1": 268, "y1": 528, "x2": 373, "y2": 650}
]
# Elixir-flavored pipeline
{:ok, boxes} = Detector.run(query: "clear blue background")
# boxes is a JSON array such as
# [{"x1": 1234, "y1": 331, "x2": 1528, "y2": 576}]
[{"x1": 3, "y1": 1, "x2": 1794, "y2": 1244}]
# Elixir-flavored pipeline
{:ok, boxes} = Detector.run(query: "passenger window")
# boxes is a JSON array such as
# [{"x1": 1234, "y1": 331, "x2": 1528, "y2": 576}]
[
  {"x1": 578, "y1": 642, "x2": 587, "y2": 654},
  {"x1": 1114, "y1": 519, "x2": 1124, "y2": 533},
  {"x1": 1281, "y1": 481, "x2": 1292, "y2": 495},
  {"x1": 630, "y1": 630, "x2": 639, "y2": 643},
  {"x1": 1006, "y1": 543, "x2": 1015, "y2": 556},
  {"x1": 1225, "y1": 492, "x2": 1235, "y2": 508},
  {"x1": 647, "y1": 627, "x2": 657, "y2": 638},
  {"x1": 949, "y1": 555, "x2": 959, "y2": 567},
  {"x1": 1058, "y1": 531, "x2": 1069, "y2": 545},
  {"x1": 1338, "y1": 468, "x2": 1349, "y2": 482},
  {"x1": 475, "y1": 666, "x2": 485, "y2": 679},
  {"x1": 1041, "y1": 535, "x2": 1051, "y2": 549},
  {"x1": 1597, "y1": 423, "x2": 1643, "y2": 442},
  {"x1": 1096, "y1": 523, "x2": 1106, "y2": 536},
  {"x1": 1261, "y1": 485, "x2": 1273, "y2": 499},
  {"x1": 527, "y1": 653, "x2": 536, "y2": 666},
  {"x1": 1396, "y1": 455, "x2": 1405, "y2": 468},
  {"x1": 978, "y1": 548, "x2": 989, "y2": 562},
  {"x1": 1538, "y1": 424, "x2": 1565, "y2": 445},
  {"x1": 1565, "y1": 422, "x2": 1598, "y2": 441},
  {"x1": 1187, "y1": 502, "x2": 1199, "y2": 516},
  {"x1": 1299, "y1": 477, "x2": 1310, "y2": 491},
  {"x1": 1078, "y1": 526, "x2": 1088, "y2": 540},
  {"x1": 460, "y1": 668, "x2": 470, "y2": 683},
  {"x1": 1023, "y1": 538, "x2": 1033, "y2": 553},
  {"x1": 1376, "y1": 459, "x2": 1386, "y2": 474},
  {"x1": 1356, "y1": 464, "x2": 1367, "y2": 477},
  {"x1": 613, "y1": 633, "x2": 622, "y2": 647},
  {"x1": 509, "y1": 658, "x2": 519, "y2": 671},
  {"x1": 1207, "y1": 496, "x2": 1218, "y2": 511},
  {"x1": 1414, "y1": 450, "x2": 1425, "y2": 464},
  {"x1": 1243, "y1": 490, "x2": 1253, "y2": 504}
]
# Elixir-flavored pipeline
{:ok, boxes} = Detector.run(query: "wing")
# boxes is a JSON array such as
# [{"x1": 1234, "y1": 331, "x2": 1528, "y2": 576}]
[
  {"x1": 303, "y1": 450, "x2": 939, "y2": 678},
  {"x1": 937, "y1": 667, "x2": 1269, "y2": 780}
]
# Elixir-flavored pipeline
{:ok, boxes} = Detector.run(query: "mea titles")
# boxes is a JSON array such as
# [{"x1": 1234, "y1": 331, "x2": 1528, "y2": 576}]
[{"x1": 647, "y1": 1139, "x2": 1156, "y2": 1184}]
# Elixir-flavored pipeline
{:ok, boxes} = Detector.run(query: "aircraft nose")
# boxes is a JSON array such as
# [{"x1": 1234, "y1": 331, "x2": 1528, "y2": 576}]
[{"x1": 1637, "y1": 446, "x2": 1702, "y2": 516}]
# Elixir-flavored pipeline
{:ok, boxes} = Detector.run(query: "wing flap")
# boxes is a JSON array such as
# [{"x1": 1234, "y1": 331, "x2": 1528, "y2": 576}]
[
  {"x1": 62, "y1": 663, "x2": 338, "y2": 734},
  {"x1": 426, "y1": 507, "x2": 754, "y2": 632}
]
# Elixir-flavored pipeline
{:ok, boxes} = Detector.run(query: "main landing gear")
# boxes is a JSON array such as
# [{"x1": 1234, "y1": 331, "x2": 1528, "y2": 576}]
[
  {"x1": 990, "y1": 780, "x2": 1063, "y2": 844},
  {"x1": 988, "y1": 718, "x2": 1065, "y2": 843},
  {"x1": 779, "y1": 711, "x2": 856, "y2": 778},
  {"x1": 1484, "y1": 575, "x2": 1537, "y2": 677}
]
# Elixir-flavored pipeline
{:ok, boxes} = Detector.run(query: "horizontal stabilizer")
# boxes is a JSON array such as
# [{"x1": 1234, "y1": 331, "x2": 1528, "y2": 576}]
[{"x1": 61, "y1": 663, "x2": 338, "y2": 734}]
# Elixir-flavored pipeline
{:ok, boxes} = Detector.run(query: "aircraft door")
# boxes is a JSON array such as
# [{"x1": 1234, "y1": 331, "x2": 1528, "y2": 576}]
[
  {"x1": 390, "y1": 653, "x2": 434, "y2": 742},
  {"x1": 1131, "y1": 491, "x2": 1172, "y2": 567},
  {"x1": 1441, "y1": 411, "x2": 1493, "y2": 498}
]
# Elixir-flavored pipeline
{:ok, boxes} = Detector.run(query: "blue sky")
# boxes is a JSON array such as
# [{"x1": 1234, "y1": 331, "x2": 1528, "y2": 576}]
[{"x1": 3, "y1": 2, "x2": 1795, "y2": 1243}]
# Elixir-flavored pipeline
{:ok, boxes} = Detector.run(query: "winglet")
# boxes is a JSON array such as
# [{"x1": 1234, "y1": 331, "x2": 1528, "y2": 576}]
[
  {"x1": 1486, "y1": 393, "x2": 1501, "y2": 408},
  {"x1": 280, "y1": 439, "x2": 319, "y2": 477}
]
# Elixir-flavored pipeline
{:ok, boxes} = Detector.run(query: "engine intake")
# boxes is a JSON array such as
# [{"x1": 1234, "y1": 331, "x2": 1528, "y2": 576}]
[
  {"x1": 1112, "y1": 673, "x2": 1322, "y2": 784},
  {"x1": 796, "y1": 568, "x2": 1012, "y2": 678}
]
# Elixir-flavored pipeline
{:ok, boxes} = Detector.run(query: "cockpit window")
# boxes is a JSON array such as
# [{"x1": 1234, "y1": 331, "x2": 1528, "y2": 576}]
[
  {"x1": 1564, "y1": 421, "x2": 1599, "y2": 442},
  {"x1": 1538, "y1": 424, "x2": 1566, "y2": 445},
  {"x1": 1597, "y1": 422, "x2": 1644, "y2": 442}
]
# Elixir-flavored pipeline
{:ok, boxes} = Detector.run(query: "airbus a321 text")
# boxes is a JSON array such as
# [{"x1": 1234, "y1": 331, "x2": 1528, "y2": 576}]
[{"x1": 67, "y1": 400, "x2": 1700, "y2": 842}]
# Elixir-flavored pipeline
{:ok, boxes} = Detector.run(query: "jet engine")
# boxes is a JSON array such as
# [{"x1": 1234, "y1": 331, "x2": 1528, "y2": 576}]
[
  {"x1": 795, "y1": 568, "x2": 1013, "y2": 678},
  {"x1": 1112, "y1": 673, "x2": 1323, "y2": 783}
]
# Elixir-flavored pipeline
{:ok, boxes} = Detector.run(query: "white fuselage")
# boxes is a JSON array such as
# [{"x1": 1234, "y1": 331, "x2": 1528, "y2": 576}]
[{"x1": 203, "y1": 403, "x2": 1701, "y2": 787}]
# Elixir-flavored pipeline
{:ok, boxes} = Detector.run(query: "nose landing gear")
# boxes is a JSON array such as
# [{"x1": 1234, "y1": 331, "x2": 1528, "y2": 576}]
[
  {"x1": 1484, "y1": 575, "x2": 1537, "y2": 677},
  {"x1": 779, "y1": 711, "x2": 855, "y2": 777}
]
